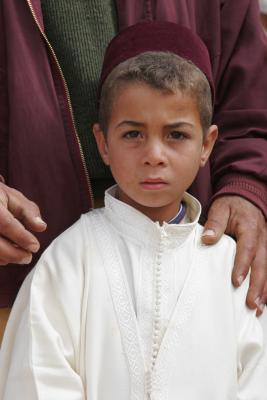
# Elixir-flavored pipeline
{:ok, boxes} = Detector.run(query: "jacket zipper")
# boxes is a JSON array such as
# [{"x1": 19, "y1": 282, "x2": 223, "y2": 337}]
[{"x1": 26, "y1": 0, "x2": 94, "y2": 209}]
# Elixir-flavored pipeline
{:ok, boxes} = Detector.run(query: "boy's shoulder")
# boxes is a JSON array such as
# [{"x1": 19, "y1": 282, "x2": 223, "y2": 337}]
[
  {"x1": 196, "y1": 223, "x2": 236, "y2": 251},
  {"x1": 48, "y1": 207, "x2": 106, "y2": 248},
  {"x1": 23, "y1": 208, "x2": 108, "y2": 301},
  {"x1": 32, "y1": 208, "x2": 107, "y2": 275},
  {"x1": 195, "y1": 223, "x2": 237, "y2": 273},
  {"x1": 195, "y1": 223, "x2": 250, "y2": 313}
]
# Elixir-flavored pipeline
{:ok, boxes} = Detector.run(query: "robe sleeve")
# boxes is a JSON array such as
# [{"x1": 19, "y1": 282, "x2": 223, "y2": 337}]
[
  {"x1": 236, "y1": 279, "x2": 267, "y2": 398},
  {"x1": 210, "y1": 0, "x2": 267, "y2": 217},
  {"x1": 0, "y1": 219, "x2": 89, "y2": 400}
]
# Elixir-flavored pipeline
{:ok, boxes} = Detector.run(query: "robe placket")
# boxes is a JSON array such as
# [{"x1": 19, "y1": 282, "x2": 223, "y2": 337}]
[
  {"x1": 149, "y1": 233, "x2": 203, "y2": 400},
  {"x1": 91, "y1": 209, "x2": 203, "y2": 400}
]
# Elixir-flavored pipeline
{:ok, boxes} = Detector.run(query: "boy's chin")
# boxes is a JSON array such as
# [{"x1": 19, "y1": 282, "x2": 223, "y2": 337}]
[
  {"x1": 116, "y1": 187, "x2": 184, "y2": 210},
  {"x1": 123, "y1": 196, "x2": 183, "y2": 212}
]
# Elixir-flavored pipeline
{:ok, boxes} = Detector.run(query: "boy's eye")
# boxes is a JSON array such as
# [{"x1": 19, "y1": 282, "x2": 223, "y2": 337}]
[
  {"x1": 123, "y1": 130, "x2": 142, "y2": 139},
  {"x1": 168, "y1": 131, "x2": 186, "y2": 140}
]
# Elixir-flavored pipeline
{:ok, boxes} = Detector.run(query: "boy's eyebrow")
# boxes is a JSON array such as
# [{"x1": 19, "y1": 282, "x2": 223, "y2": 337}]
[
  {"x1": 165, "y1": 122, "x2": 195, "y2": 129},
  {"x1": 116, "y1": 121, "x2": 145, "y2": 128},
  {"x1": 116, "y1": 121, "x2": 195, "y2": 129}
]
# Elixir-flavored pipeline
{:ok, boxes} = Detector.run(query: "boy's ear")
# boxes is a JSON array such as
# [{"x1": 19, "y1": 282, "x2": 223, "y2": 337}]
[
  {"x1": 200, "y1": 125, "x2": 218, "y2": 167},
  {"x1": 92, "y1": 123, "x2": 110, "y2": 165}
]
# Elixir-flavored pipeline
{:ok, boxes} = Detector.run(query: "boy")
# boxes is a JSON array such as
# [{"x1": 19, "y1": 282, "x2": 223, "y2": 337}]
[{"x1": 0, "y1": 21, "x2": 266, "y2": 399}]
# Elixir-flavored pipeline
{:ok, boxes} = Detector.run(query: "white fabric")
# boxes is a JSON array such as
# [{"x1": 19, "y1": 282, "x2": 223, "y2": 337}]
[
  {"x1": 0, "y1": 186, "x2": 266, "y2": 400},
  {"x1": 259, "y1": 0, "x2": 267, "y2": 14}
]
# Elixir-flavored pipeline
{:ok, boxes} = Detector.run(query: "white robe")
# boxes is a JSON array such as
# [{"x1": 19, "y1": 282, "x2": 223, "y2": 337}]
[{"x1": 0, "y1": 187, "x2": 266, "y2": 400}]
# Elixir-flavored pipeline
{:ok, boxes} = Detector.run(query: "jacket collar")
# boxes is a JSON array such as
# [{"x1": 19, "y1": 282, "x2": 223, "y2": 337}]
[{"x1": 26, "y1": 0, "x2": 45, "y2": 31}]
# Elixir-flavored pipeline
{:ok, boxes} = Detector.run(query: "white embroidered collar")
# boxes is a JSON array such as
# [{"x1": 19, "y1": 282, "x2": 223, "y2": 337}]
[{"x1": 104, "y1": 185, "x2": 202, "y2": 250}]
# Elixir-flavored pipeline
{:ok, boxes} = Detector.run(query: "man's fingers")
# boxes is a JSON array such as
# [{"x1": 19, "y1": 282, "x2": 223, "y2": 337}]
[
  {"x1": 231, "y1": 232, "x2": 257, "y2": 288},
  {"x1": 202, "y1": 198, "x2": 229, "y2": 245},
  {"x1": 0, "y1": 183, "x2": 46, "y2": 265},
  {"x1": 6, "y1": 187, "x2": 47, "y2": 232},
  {"x1": 201, "y1": 195, "x2": 267, "y2": 317},
  {"x1": 0, "y1": 205, "x2": 40, "y2": 254},
  {"x1": 245, "y1": 231, "x2": 267, "y2": 313},
  {"x1": 0, "y1": 236, "x2": 33, "y2": 266},
  {"x1": 246, "y1": 262, "x2": 266, "y2": 314},
  {"x1": 261, "y1": 281, "x2": 267, "y2": 307}
]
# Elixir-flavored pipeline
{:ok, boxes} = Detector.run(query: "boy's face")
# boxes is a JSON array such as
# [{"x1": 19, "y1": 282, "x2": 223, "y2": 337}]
[{"x1": 94, "y1": 83, "x2": 217, "y2": 223}]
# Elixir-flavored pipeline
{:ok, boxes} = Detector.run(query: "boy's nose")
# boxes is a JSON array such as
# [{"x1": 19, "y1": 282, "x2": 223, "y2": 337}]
[{"x1": 143, "y1": 140, "x2": 167, "y2": 166}]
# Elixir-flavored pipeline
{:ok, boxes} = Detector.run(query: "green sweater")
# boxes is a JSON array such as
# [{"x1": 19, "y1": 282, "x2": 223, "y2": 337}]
[{"x1": 41, "y1": 0, "x2": 118, "y2": 196}]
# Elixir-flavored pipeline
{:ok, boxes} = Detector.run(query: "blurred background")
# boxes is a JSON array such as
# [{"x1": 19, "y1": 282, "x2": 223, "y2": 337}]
[{"x1": 260, "y1": 0, "x2": 267, "y2": 33}]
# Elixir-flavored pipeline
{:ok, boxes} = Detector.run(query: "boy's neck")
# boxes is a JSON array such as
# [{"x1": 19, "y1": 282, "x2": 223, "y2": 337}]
[
  {"x1": 115, "y1": 187, "x2": 183, "y2": 225},
  {"x1": 168, "y1": 202, "x2": 187, "y2": 224},
  {"x1": 133, "y1": 204, "x2": 182, "y2": 226}
]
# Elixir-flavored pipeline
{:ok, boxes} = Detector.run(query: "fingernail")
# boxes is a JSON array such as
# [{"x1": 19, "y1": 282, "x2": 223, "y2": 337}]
[
  {"x1": 259, "y1": 303, "x2": 265, "y2": 312},
  {"x1": 35, "y1": 216, "x2": 46, "y2": 225},
  {"x1": 255, "y1": 297, "x2": 265, "y2": 312},
  {"x1": 202, "y1": 229, "x2": 215, "y2": 237},
  {"x1": 28, "y1": 242, "x2": 40, "y2": 252},
  {"x1": 255, "y1": 297, "x2": 261, "y2": 308},
  {"x1": 237, "y1": 275, "x2": 244, "y2": 286},
  {"x1": 18, "y1": 256, "x2": 32, "y2": 265}
]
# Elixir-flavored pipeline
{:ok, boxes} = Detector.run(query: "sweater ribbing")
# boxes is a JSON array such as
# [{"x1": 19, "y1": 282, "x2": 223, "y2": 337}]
[{"x1": 41, "y1": 0, "x2": 117, "y2": 193}]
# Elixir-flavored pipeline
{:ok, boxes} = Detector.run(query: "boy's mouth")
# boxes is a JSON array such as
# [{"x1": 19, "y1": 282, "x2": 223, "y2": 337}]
[{"x1": 140, "y1": 178, "x2": 167, "y2": 189}]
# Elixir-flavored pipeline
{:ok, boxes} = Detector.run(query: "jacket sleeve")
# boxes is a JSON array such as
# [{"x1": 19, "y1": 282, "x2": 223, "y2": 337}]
[
  {"x1": 0, "y1": 221, "x2": 88, "y2": 400},
  {"x1": 0, "y1": 2, "x2": 8, "y2": 179},
  {"x1": 210, "y1": 0, "x2": 267, "y2": 217}
]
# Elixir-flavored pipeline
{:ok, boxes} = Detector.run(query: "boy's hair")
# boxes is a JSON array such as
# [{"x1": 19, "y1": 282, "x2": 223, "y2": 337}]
[{"x1": 98, "y1": 51, "x2": 213, "y2": 135}]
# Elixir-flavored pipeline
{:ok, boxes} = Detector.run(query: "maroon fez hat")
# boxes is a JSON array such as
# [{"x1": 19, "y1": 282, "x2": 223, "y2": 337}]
[{"x1": 99, "y1": 20, "x2": 214, "y2": 103}]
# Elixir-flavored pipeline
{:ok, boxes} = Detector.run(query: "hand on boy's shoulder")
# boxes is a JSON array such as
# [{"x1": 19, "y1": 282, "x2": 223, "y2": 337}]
[
  {"x1": 201, "y1": 195, "x2": 267, "y2": 316},
  {"x1": 0, "y1": 182, "x2": 47, "y2": 265}
]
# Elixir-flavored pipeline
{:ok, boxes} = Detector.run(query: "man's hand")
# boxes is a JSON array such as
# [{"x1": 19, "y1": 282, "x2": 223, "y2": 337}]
[
  {"x1": 0, "y1": 182, "x2": 47, "y2": 265},
  {"x1": 202, "y1": 195, "x2": 267, "y2": 315}
]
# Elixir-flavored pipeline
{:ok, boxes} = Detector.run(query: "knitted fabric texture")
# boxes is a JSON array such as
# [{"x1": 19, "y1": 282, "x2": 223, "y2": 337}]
[{"x1": 41, "y1": 0, "x2": 117, "y2": 186}]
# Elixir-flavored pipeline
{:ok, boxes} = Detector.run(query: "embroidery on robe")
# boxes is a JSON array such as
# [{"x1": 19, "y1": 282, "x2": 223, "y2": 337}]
[
  {"x1": 150, "y1": 231, "x2": 203, "y2": 399},
  {"x1": 90, "y1": 211, "x2": 146, "y2": 400}
]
